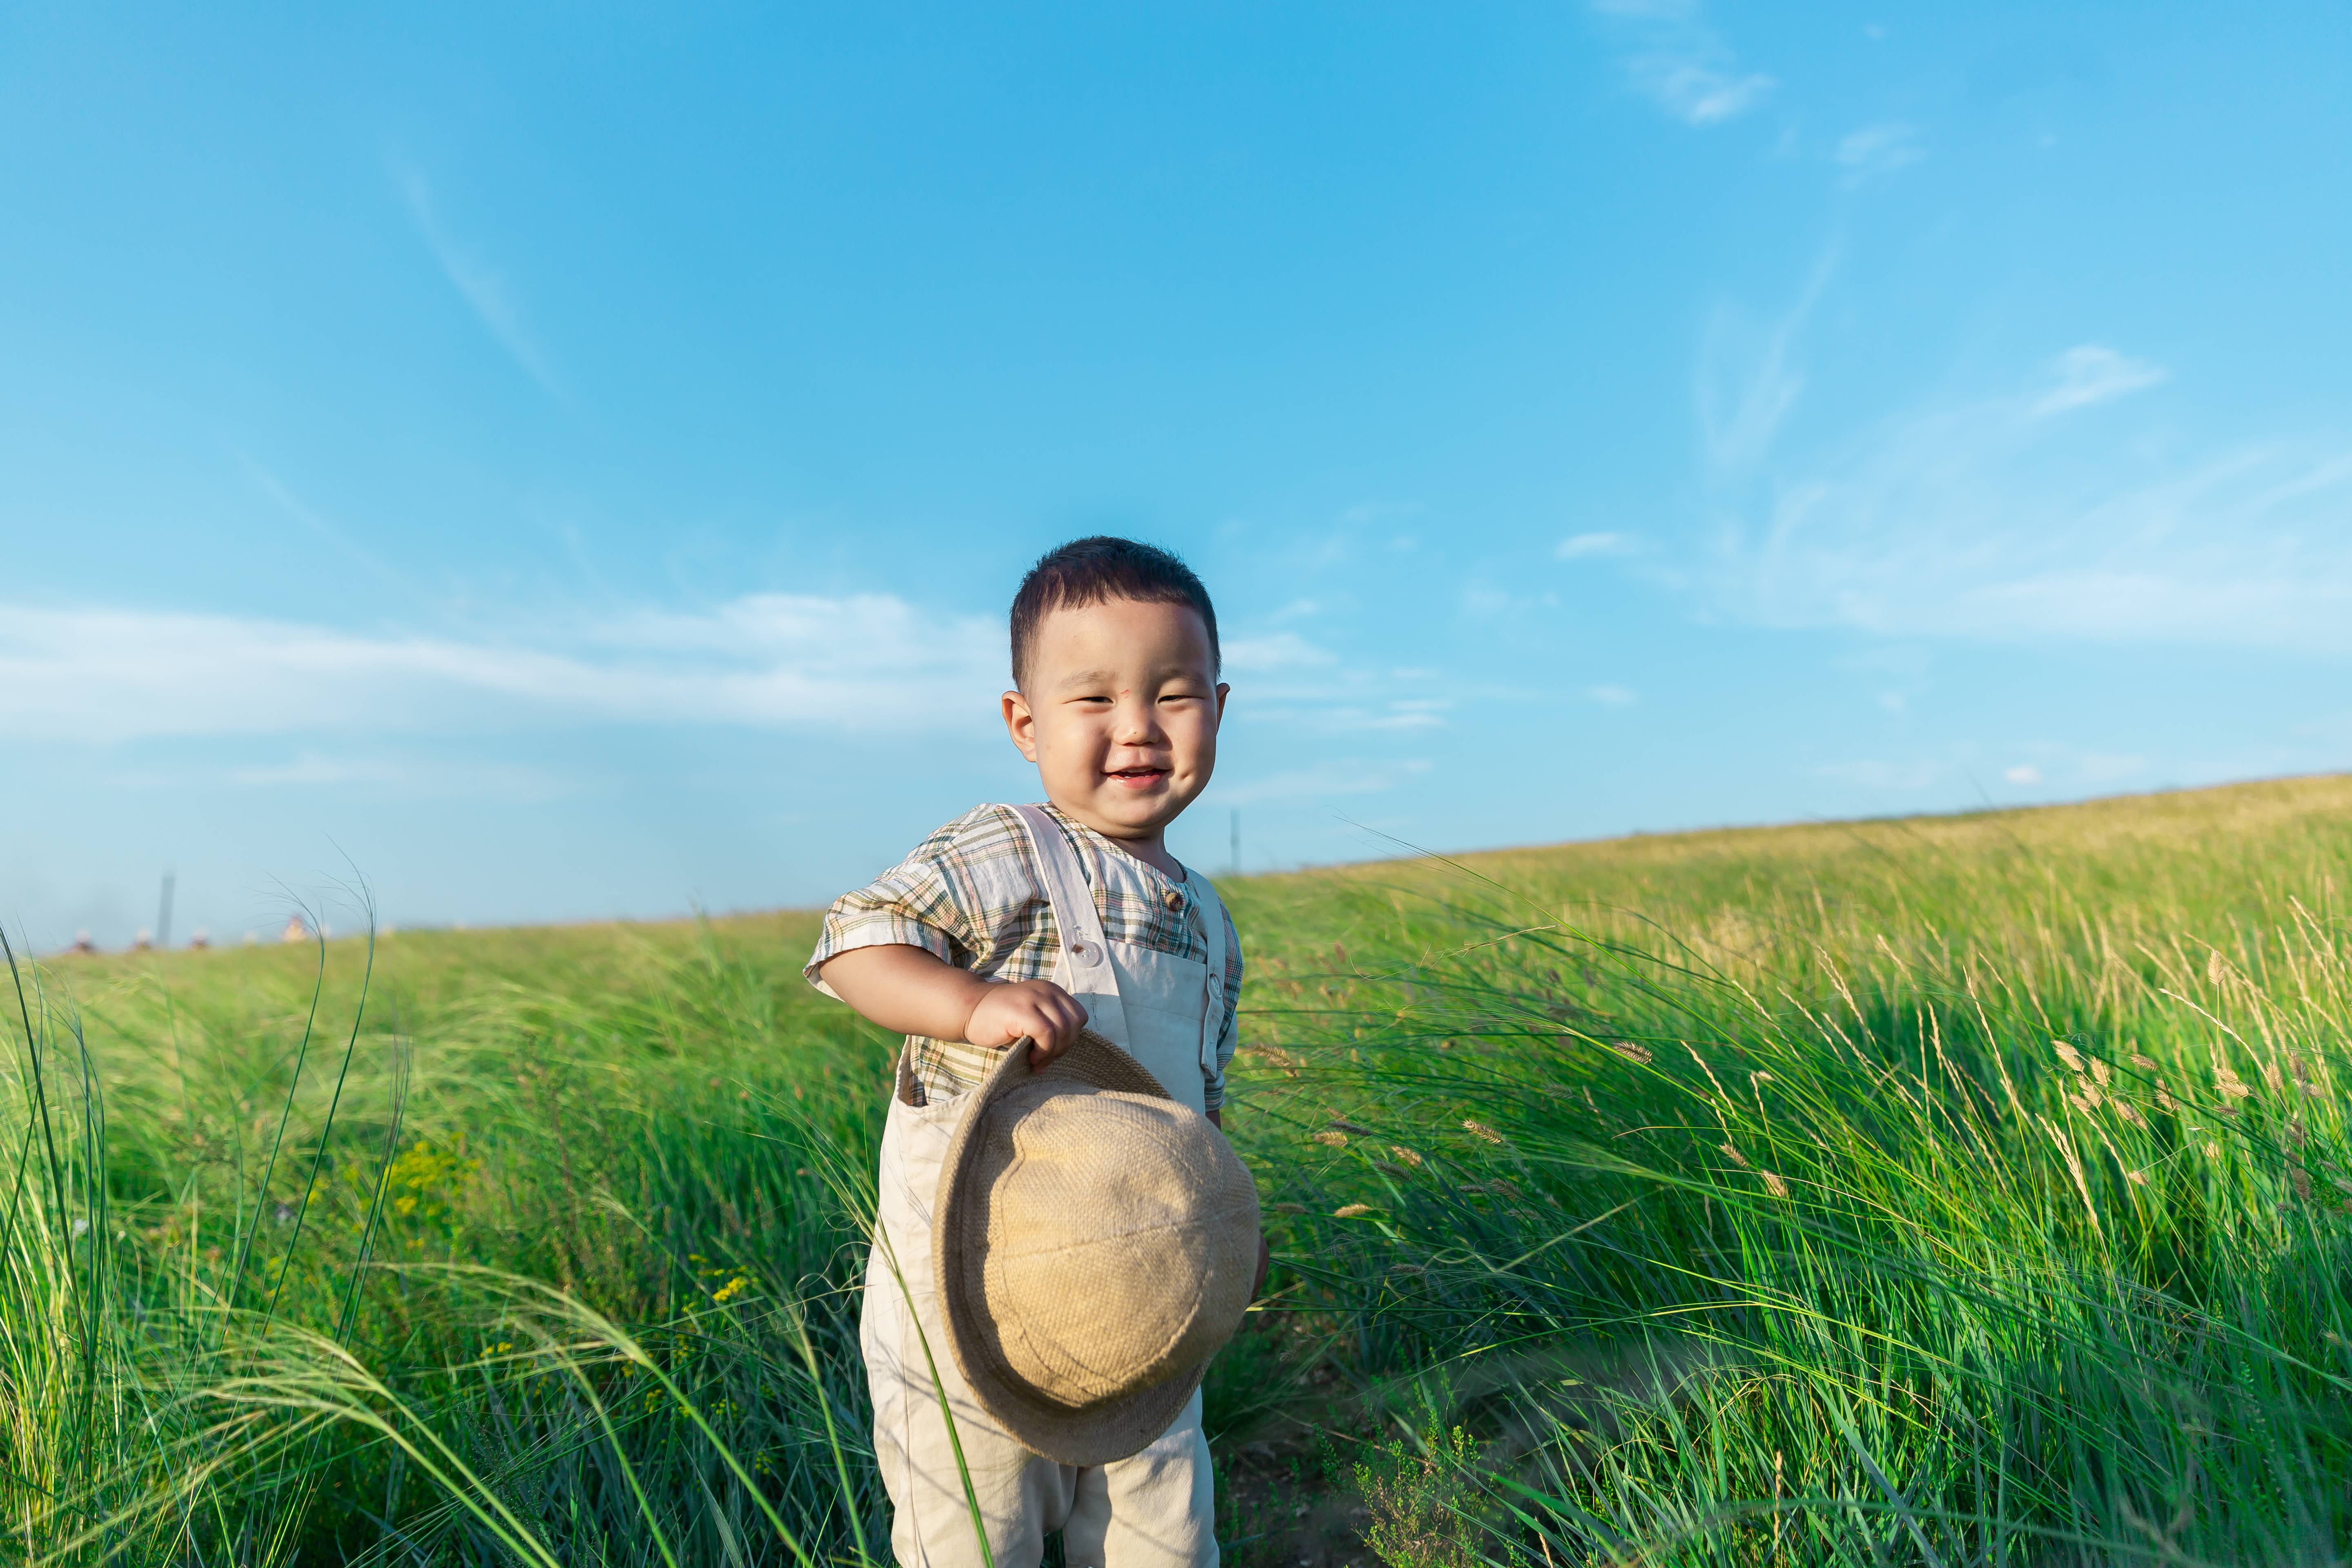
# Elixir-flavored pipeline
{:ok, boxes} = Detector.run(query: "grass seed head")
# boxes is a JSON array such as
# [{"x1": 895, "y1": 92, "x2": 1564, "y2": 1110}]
[
  {"x1": 1609, "y1": 1039, "x2": 1653, "y2": 1065},
  {"x1": 1461, "y1": 1118, "x2": 1505, "y2": 1144},
  {"x1": 1333, "y1": 1203, "x2": 1373, "y2": 1219},
  {"x1": 2054, "y1": 1041, "x2": 2087, "y2": 1073}
]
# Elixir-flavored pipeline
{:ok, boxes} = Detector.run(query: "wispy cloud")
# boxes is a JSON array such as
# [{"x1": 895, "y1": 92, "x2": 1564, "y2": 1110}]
[
  {"x1": 1993, "y1": 753, "x2": 2153, "y2": 789},
  {"x1": 1590, "y1": 0, "x2": 1775, "y2": 127},
  {"x1": 1223, "y1": 631, "x2": 1340, "y2": 672},
  {"x1": 1556, "y1": 531, "x2": 1639, "y2": 560},
  {"x1": 1823, "y1": 749, "x2": 2150, "y2": 796},
  {"x1": 2031, "y1": 344, "x2": 2169, "y2": 416},
  {"x1": 1585, "y1": 684, "x2": 1639, "y2": 706},
  {"x1": 1214, "y1": 757, "x2": 1432, "y2": 806},
  {"x1": 1834, "y1": 121, "x2": 1926, "y2": 185},
  {"x1": 1700, "y1": 340, "x2": 2352, "y2": 653},
  {"x1": 392, "y1": 160, "x2": 565, "y2": 400},
  {"x1": 1814, "y1": 758, "x2": 1947, "y2": 790},
  {"x1": 1304, "y1": 699, "x2": 1450, "y2": 733},
  {"x1": 124, "y1": 752, "x2": 578, "y2": 804},
  {"x1": 1697, "y1": 250, "x2": 1835, "y2": 475},
  {"x1": 0, "y1": 595, "x2": 1005, "y2": 742},
  {"x1": 237, "y1": 456, "x2": 414, "y2": 589}
]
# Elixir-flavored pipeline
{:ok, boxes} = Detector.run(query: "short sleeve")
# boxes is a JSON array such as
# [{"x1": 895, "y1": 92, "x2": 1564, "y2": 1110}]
[
  {"x1": 804, "y1": 813, "x2": 987, "y2": 994},
  {"x1": 804, "y1": 805, "x2": 1054, "y2": 996}
]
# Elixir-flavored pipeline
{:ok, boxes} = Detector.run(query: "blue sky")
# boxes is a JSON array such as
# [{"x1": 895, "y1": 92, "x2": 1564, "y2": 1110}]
[{"x1": 7, "y1": 2, "x2": 2352, "y2": 949}]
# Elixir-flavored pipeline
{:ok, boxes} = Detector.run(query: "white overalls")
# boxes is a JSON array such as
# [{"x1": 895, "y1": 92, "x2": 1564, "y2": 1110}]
[{"x1": 860, "y1": 804, "x2": 1235, "y2": 1568}]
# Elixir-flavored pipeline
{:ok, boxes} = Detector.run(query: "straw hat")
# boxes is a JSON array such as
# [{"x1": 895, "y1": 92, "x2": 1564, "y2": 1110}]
[{"x1": 933, "y1": 1030, "x2": 1261, "y2": 1466}]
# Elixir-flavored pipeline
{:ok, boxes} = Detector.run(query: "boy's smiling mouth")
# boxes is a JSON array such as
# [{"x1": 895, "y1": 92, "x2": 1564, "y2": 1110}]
[{"x1": 1106, "y1": 765, "x2": 1170, "y2": 788}]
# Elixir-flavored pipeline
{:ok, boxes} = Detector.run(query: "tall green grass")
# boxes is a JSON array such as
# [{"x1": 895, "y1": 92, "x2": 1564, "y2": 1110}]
[
  {"x1": 7, "y1": 775, "x2": 2352, "y2": 1564},
  {"x1": 1227, "y1": 777, "x2": 2352, "y2": 1565},
  {"x1": 3, "y1": 915, "x2": 893, "y2": 1564}
]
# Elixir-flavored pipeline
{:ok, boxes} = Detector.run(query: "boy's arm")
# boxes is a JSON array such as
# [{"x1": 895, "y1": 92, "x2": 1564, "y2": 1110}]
[{"x1": 817, "y1": 943, "x2": 1092, "y2": 1064}]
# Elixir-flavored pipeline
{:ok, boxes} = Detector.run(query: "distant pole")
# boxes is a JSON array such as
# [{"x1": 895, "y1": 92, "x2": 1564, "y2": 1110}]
[
  {"x1": 156, "y1": 872, "x2": 176, "y2": 951},
  {"x1": 1229, "y1": 810, "x2": 1240, "y2": 877}
]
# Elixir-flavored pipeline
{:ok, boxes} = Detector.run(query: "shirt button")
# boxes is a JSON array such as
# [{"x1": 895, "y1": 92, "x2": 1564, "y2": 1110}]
[{"x1": 1163, "y1": 889, "x2": 1185, "y2": 909}]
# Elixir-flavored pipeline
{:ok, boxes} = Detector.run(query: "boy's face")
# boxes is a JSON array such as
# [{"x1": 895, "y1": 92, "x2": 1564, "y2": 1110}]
[{"x1": 1002, "y1": 597, "x2": 1228, "y2": 845}]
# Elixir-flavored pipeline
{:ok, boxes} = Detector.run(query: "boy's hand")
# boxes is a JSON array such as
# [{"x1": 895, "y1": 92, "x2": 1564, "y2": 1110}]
[
  {"x1": 963, "y1": 978, "x2": 1091, "y2": 1068},
  {"x1": 817, "y1": 946, "x2": 1090, "y2": 1069}
]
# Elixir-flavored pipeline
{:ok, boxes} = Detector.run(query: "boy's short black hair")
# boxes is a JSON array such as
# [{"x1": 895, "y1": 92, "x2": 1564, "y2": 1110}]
[{"x1": 1010, "y1": 536, "x2": 1221, "y2": 689}]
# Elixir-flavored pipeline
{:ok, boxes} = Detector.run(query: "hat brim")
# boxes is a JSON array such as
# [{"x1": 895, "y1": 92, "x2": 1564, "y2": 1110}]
[{"x1": 932, "y1": 1031, "x2": 1234, "y2": 1467}]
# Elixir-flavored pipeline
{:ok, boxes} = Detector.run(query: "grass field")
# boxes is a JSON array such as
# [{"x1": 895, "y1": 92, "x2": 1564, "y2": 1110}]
[{"x1": 8, "y1": 775, "x2": 2352, "y2": 1566}]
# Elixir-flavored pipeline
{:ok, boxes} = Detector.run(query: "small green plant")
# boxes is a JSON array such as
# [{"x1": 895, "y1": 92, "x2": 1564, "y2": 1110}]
[{"x1": 1356, "y1": 1425, "x2": 1481, "y2": 1568}]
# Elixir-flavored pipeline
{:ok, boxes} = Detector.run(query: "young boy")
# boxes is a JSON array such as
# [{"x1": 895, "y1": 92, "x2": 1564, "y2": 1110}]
[{"x1": 808, "y1": 536, "x2": 1264, "y2": 1568}]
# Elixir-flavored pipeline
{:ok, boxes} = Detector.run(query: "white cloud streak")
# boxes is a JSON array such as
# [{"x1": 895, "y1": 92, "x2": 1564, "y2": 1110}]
[
  {"x1": 1591, "y1": 0, "x2": 1774, "y2": 126},
  {"x1": 392, "y1": 161, "x2": 566, "y2": 400},
  {"x1": 1701, "y1": 340, "x2": 2352, "y2": 653},
  {"x1": 1214, "y1": 758, "x2": 1432, "y2": 806},
  {"x1": 1834, "y1": 122, "x2": 1927, "y2": 185},
  {"x1": 2032, "y1": 345, "x2": 2169, "y2": 416},
  {"x1": 1697, "y1": 251, "x2": 1835, "y2": 476},
  {"x1": 218, "y1": 753, "x2": 572, "y2": 800},
  {"x1": 1814, "y1": 758, "x2": 1947, "y2": 790},
  {"x1": 0, "y1": 595, "x2": 1007, "y2": 742},
  {"x1": 1222, "y1": 632, "x2": 1339, "y2": 672},
  {"x1": 1556, "y1": 531, "x2": 1638, "y2": 560}
]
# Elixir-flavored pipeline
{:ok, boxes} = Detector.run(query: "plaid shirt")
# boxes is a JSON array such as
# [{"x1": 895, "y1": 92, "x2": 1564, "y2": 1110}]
[{"x1": 806, "y1": 803, "x2": 1243, "y2": 1107}]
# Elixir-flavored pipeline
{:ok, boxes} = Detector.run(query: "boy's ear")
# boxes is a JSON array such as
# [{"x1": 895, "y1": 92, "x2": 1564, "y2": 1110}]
[{"x1": 1002, "y1": 689, "x2": 1040, "y2": 761}]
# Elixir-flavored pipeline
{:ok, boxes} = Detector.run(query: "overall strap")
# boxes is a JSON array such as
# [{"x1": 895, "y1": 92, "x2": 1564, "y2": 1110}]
[
  {"x1": 1183, "y1": 869, "x2": 1233, "y2": 1072},
  {"x1": 1007, "y1": 804, "x2": 1114, "y2": 995}
]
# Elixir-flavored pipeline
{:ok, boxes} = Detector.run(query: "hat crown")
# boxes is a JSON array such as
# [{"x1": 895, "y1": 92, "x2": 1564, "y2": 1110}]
[{"x1": 960, "y1": 1083, "x2": 1258, "y2": 1413}]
